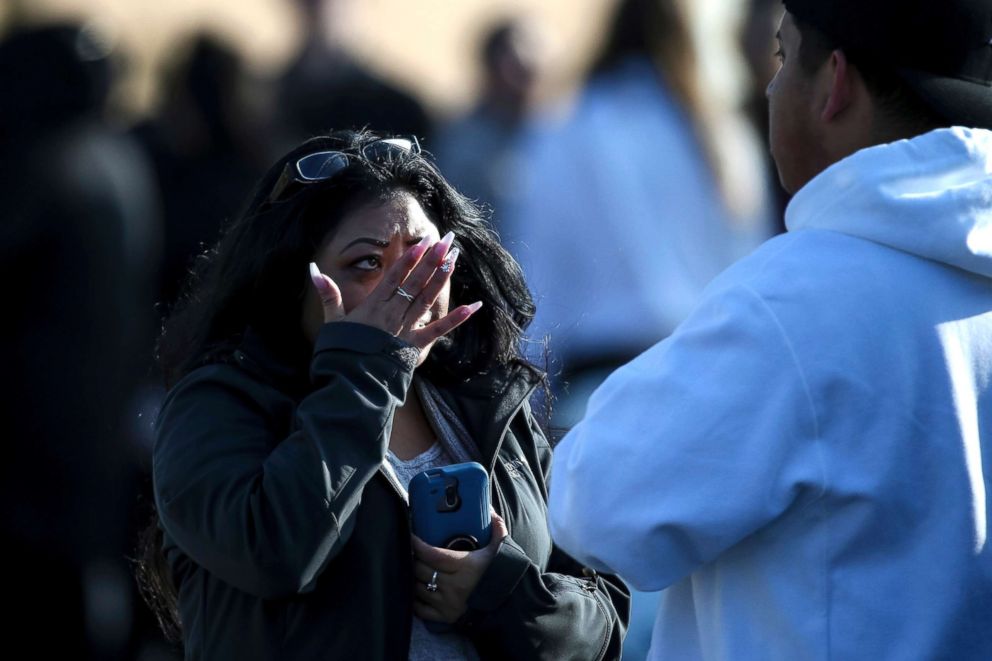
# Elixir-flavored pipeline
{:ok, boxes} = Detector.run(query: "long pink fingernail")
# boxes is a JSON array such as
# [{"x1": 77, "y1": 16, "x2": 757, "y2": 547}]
[
  {"x1": 433, "y1": 231, "x2": 455, "y2": 258},
  {"x1": 309, "y1": 262, "x2": 325, "y2": 290},
  {"x1": 408, "y1": 234, "x2": 432, "y2": 259},
  {"x1": 440, "y1": 247, "x2": 459, "y2": 273},
  {"x1": 466, "y1": 301, "x2": 483, "y2": 313}
]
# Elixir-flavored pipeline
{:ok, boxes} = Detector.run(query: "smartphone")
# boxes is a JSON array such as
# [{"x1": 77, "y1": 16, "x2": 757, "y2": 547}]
[{"x1": 409, "y1": 461, "x2": 492, "y2": 551}]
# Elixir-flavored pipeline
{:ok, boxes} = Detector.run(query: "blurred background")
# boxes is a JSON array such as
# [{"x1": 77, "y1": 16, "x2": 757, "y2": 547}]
[
  {"x1": 0, "y1": 0, "x2": 615, "y2": 117},
  {"x1": 0, "y1": 0, "x2": 785, "y2": 658}
]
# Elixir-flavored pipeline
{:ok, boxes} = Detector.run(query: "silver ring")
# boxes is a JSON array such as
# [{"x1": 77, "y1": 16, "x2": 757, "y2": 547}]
[
  {"x1": 394, "y1": 286, "x2": 415, "y2": 302},
  {"x1": 426, "y1": 569, "x2": 439, "y2": 593}
]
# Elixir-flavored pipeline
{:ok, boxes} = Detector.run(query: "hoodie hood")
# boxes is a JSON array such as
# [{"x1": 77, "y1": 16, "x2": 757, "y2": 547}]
[{"x1": 786, "y1": 127, "x2": 992, "y2": 278}]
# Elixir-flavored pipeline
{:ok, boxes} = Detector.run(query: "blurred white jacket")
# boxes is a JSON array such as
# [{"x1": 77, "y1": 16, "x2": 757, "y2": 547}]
[
  {"x1": 506, "y1": 58, "x2": 774, "y2": 367},
  {"x1": 549, "y1": 127, "x2": 992, "y2": 660}
]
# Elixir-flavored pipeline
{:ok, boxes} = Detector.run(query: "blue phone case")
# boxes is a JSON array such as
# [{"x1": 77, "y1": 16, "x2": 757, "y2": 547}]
[{"x1": 409, "y1": 461, "x2": 492, "y2": 550}]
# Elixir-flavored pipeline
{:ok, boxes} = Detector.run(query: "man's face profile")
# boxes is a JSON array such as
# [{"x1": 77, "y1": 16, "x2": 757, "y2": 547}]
[{"x1": 766, "y1": 11, "x2": 823, "y2": 194}]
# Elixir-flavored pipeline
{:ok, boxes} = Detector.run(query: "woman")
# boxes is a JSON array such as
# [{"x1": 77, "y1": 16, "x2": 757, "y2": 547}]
[
  {"x1": 144, "y1": 130, "x2": 629, "y2": 659},
  {"x1": 506, "y1": 0, "x2": 775, "y2": 425}
]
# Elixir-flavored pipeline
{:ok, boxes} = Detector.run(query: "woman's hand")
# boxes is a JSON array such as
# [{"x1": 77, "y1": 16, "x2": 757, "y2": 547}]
[
  {"x1": 309, "y1": 231, "x2": 482, "y2": 350},
  {"x1": 411, "y1": 511, "x2": 509, "y2": 624}
]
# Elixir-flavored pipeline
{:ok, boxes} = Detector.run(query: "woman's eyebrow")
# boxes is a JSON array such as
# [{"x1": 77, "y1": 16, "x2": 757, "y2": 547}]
[
  {"x1": 340, "y1": 237, "x2": 389, "y2": 253},
  {"x1": 339, "y1": 235, "x2": 430, "y2": 254}
]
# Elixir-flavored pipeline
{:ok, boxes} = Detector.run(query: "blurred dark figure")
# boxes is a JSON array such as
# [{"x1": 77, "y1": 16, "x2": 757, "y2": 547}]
[
  {"x1": 276, "y1": 0, "x2": 433, "y2": 147},
  {"x1": 134, "y1": 34, "x2": 268, "y2": 310},
  {"x1": 0, "y1": 23, "x2": 161, "y2": 658},
  {"x1": 433, "y1": 17, "x2": 548, "y2": 227}
]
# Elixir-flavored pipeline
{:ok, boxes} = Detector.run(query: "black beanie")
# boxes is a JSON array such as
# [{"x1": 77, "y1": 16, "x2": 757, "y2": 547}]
[{"x1": 783, "y1": 0, "x2": 992, "y2": 129}]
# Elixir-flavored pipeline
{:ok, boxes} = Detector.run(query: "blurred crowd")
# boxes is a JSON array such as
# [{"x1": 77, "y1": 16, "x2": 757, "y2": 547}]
[{"x1": 1, "y1": 0, "x2": 786, "y2": 658}]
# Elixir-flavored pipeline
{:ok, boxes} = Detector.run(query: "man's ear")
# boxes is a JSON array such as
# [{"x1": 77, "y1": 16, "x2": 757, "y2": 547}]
[{"x1": 821, "y1": 49, "x2": 853, "y2": 122}]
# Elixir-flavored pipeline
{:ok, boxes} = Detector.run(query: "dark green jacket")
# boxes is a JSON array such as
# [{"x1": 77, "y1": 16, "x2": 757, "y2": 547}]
[{"x1": 153, "y1": 322, "x2": 630, "y2": 660}]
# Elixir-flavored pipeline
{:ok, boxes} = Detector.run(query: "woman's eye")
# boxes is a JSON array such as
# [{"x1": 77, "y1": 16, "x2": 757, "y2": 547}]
[{"x1": 352, "y1": 256, "x2": 382, "y2": 271}]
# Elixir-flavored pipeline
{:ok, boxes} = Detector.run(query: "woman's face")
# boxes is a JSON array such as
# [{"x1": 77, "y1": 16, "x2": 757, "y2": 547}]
[{"x1": 302, "y1": 192, "x2": 450, "y2": 365}]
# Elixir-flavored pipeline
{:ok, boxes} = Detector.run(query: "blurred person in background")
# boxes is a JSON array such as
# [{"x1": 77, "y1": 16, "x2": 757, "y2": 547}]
[
  {"x1": 503, "y1": 1, "x2": 776, "y2": 657},
  {"x1": 134, "y1": 33, "x2": 270, "y2": 310},
  {"x1": 140, "y1": 130, "x2": 629, "y2": 660},
  {"x1": 433, "y1": 16, "x2": 549, "y2": 231},
  {"x1": 276, "y1": 0, "x2": 433, "y2": 150},
  {"x1": 0, "y1": 22, "x2": 161, "y2": 658},
  {"x1": 507, "y1": 0, "x2": 775, "y2": 428}
]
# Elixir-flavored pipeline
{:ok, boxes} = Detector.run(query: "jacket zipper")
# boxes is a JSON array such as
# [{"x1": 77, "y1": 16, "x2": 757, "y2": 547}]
[
  {"x1": 378, "y1": 461, "x2": 409, "y2": 505},
  {"x1": 375, "y1": 462, "x2": 415, "y2": 657},
  {"x1": 484, "y1": 387, "x2": 538, "y2": 536}
]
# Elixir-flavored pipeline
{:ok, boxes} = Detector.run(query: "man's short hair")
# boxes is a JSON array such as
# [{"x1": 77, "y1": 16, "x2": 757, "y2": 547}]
[{"x1": 792, "y1": 16, "x2": 947, "y2": 136}]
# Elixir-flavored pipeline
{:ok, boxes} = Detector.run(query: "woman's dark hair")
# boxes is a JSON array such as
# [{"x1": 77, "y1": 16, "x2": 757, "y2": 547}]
[
  {"x1": 158, "y1": 129, "x2": 537, "y2": 388},
  {"x1": 590, "y1": 0, "x2": 695, "y2": 103},
  {"x1": 791, "y1": 16, "x2": 946, "y2": 137}
]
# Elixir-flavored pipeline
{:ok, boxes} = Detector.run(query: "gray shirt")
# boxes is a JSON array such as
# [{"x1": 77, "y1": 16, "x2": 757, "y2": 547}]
[{"x1": 387, "y1": 443, "x2": 480, "y2": 661}]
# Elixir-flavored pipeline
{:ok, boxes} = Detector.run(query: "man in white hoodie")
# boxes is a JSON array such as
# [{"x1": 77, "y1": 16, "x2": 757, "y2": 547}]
[{"x1": 548, "y1": 1, "x2": 992, "y2": 659}]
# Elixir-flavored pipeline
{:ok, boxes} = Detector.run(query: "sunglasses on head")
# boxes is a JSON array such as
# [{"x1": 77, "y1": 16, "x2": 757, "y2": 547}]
[{"x1": 266, "y1": 136, "x2": 421, "y2": 205}]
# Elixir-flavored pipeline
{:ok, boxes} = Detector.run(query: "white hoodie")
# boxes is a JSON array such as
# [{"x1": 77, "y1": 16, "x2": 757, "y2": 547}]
[{"x1": 548, "y1": 128, "x2": 992, "y2": 660}]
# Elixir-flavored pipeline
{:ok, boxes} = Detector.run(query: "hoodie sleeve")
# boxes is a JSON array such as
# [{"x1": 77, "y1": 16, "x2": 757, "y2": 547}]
[
  {"x1": 548, "y1": 283, "x2": 824, "y2": 591},
  {"x1": 153, "y1": 322, "x2": 418, "y2": 599}
]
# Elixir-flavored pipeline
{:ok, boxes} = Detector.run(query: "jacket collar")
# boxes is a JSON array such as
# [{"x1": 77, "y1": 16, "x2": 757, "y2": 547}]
[{"x1": 432, "y1": 361, "x2": 545, "y2": 470}]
